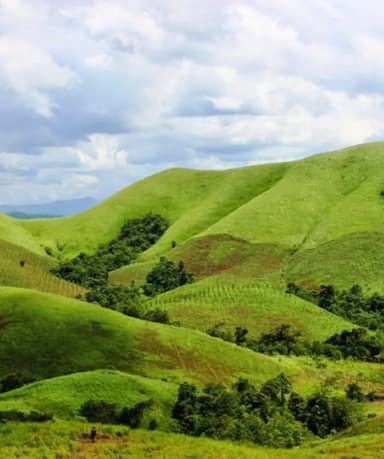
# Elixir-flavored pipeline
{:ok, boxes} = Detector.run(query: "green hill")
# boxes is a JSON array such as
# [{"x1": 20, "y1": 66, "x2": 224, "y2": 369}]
[
  {"x1": 0, "y1": 370, "x2": 177, "y2": 428},
  {"x1": 0, "y1": 239, "x2": 84, "y2": 297},
  {"x1": 0, "y1": 287, "x2": 296, "y2": 386},
  {"x1": 146, "y1": 277, "x2": 353, "y2": 341},
  {"x1": 0, "y1": 142, "x2": 378, "y2": 292},
  {"x1": 1, "y1": 416, "x2": 384, "y2": 458},
  {"x1": 2, "y1": 143, "x2": 384, "y2": 457}
]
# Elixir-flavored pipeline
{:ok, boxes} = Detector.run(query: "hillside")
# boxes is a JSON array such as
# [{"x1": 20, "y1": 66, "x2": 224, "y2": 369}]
[
  {"x1": 0, "y1": 239, "x2": 83, "y2": 297},
  {"x1": 1, "y1": 416, "x2": 384, "y2": 458},
  {"x1": 1, "y1": 144, "x2": 384, "y2": 456},
  {"x1": 0, "y1": 287, "x2": 295, "y2": 385},
  {"x1": 0, "y1": 142, "x2": 379, "y2": 295},
  {"x1": 0, "y1": 370, "x2": 177, "y2": 428}
]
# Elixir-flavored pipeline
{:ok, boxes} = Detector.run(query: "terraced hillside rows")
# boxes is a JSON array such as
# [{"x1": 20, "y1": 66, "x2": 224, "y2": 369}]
[{"x1": 0, "y1": 239, "x2": 84, "y2": 297}]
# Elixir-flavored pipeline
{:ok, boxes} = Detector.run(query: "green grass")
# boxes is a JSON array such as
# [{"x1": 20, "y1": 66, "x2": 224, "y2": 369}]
[
  {"x1": 0, "y1": 370, "x2": 177, "y2": 428},
  {"x1": 18, "y1": 162, "x2": 288, "y2": 260},
  {"x1": 147, "y1": 277, "x2": 353, "y2": 341},
  {"x1": 1, "y1": 418, "x2": 384, "y2": 458},
  {"x1": 0, "y1": 239, "x2": 84, "y2": 297},
  {"x1": 0, "y1": 143, "x2": 383, "y2": 292},
  {"x1": 0, "y1": 287, "x2": 298, "y2": 386},
  {"x1": 286, "y1": 232, "x2": 384, "y2": 294}
]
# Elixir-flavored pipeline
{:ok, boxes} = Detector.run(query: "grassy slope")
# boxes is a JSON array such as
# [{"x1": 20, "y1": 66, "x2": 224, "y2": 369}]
[
  {"x1": 0, "y1": 214, "x2": 44, "y2": 254},
  {"x1": 147, "y1": 277, "x2": 352, "y2": 341},
  {"x1": 0, "y1": 239, "x2": 84, "y2": 297},
  {"x1": 1, "y1": 418, "x2": 384, "y2": 459},
  {"x1": 0, "y1": 370, "x2": 177, "y2": 428},
  {"x1": 202, "y1": 143, "x2": 384, "y2": 247},
  {"x1": 19, "y1": 162, "x2": 288, "y2": 259},
  {"x1": 2, "y1": 287, "x2": 383, "y2": 396},
  {"x1": 0, "y1": 142, "x2": 382, "y2": 294},
  {"x1": 0, "y1": 287, "x2": 297, "y2": 386},
  {"x1": 285, "y1": 232, "x2": 384, "y2": 294}
]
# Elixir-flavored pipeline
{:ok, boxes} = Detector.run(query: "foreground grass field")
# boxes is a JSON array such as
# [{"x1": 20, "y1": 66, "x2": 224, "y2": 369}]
[
  {"x1": 0, "y1": 370, "x2": 177, "y2": 429},
  {"x1": 1, "y1": 418, "x2": 384, "y2": 458}
]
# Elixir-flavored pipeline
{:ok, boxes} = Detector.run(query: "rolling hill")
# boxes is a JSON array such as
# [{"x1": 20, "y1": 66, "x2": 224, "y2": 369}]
[{"x1": 1, "y1": 143, "x2": 384, "y2": 457}]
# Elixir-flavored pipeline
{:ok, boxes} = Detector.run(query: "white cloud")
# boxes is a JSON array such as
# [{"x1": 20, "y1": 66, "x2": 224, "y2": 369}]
[
  {"x1": 0, "y1": 37, "x2": 75, "y2": 116},
  {"x1": 1, "y1": 0, "x2": 384, "y2": 203}
]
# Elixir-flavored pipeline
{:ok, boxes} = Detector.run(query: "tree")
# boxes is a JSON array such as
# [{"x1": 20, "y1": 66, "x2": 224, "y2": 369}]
[
  {"x1": 143, "y1": 257, "x2": 193, "y2": 296},
  {"x1": 234, "y1": 327, "x2": 248, "y2": 345}
]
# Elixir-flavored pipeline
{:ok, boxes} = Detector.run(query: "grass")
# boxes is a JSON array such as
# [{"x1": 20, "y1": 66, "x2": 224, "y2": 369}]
[
  {"x1": 147, "y1": 277, "x2": 353, "y2": 341},
  {"x1": 286, "y1": 231, "x2": 384, "y2": 294},
  {"x1": 0, "y1": 239, "x2": 84, "y2": 297},
  {"x1": 0, "y1": 370, "x2": 177, "y2": 428},
  {"x1": 2, "y1": 143, "x2": 384, "y2": 456},
  {"x1": 18, "y1": 161, "x2": 288, "y2": 260},
  {"x1": 1, "y1": 418, "x2": 384, "y2": 458},
  {"x1": 0, "y1": 287, "x2": 298, "y2": 386}
]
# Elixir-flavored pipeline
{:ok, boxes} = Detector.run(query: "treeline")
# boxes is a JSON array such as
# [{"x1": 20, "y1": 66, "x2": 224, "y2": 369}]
[
  {"x1": 287, "y1": 282, "x2": 384, "y2": 331},
  {"x1": 53, "y1": 213, "x2": 193, "y2": 322},
  {"x1": 208, "y1": 323, "x2": 384, "y2": 362},
  {"x1": 0, "y1": 410, "x2": 52, "y2": 423},
  {"x1": 53, "y1": 214, "x2": 170, "y2": 289},
  {"x1": 80, "y1": 399, "x2": 156, "y2": 430},
  {"x1": 172, "y1": 374, "x2": 361, "y2": 447}
]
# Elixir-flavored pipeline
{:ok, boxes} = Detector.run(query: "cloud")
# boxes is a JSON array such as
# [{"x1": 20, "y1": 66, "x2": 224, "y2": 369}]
[{"x1": 0, "y1": 0, "x2": 384, "y2": 203}]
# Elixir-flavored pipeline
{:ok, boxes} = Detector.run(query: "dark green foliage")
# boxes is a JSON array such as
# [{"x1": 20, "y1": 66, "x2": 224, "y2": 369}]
[
  {"x1": 287, "y1": 282, "x2": 384, "y2": 331},
  {"x1": 247, "y1": 323, "x2": 383, "y2": 363},
  {"x1": 346, "y1": 383, "x2": 364, "y2": 402},
  {"x1": 206, "y1": 322, "x2": 233, "y2": 342},
  {"x1": 118, "y1": 400, "x2": 153, "y2": 428},
  {"x1": 249, "y1": 324, "x2": 309, "y2": 356},
  {"x1": 86, "y1": 285, "x2": 170, "y2": 323},
  {"x1": 80, "y1": 400, "x2": 118, "y2": 424},
  {"x1": 143, "y1": 257, "x2": 194, "y2": 296},
  {"x1": 172, "y1": 374, "x2": 305, "y2": 448},
  {"x1": 0, "y1": 373, "x2": 34, "y2": 393},
  {"x1": 53, "y1": 213, "x2": 172, "y2": 323},
  {"x1": 54, "y1": 214, "x2": 169, "y2": 288},
  {"x1": 302, "y1": 390, "x2": 358, "y2": 437},
  {"x1": 80, "y1": 399, "x2": 154, "y2": 428},
  {"x1": 0, "y1": 410, "x2": 52, "y2": 423},
  {"x1": 86, "y1": 284, "x2": 143, "y2": 315},
  {"x1": 324, "y1": 328, "x2": 382, "y2": 361},
  {"x1": 143, "y1": 308, "x2": 170, "y2": 324},
  {"x1": 234, "y1": 327, "x2": 248, "y2": 345}
]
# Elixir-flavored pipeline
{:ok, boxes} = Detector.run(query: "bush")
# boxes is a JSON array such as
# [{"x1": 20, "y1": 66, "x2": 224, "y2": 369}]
[{"x1": 143, "y1": 257, "x2": 194, "y2": 297}]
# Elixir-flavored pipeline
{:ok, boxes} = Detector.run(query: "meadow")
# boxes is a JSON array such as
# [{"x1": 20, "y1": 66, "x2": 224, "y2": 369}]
[{"x1": 1, "y1": 143, "x2": 384, "y2": 456}]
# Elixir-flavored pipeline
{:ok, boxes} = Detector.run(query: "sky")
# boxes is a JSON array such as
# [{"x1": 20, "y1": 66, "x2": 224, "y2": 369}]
[{"x1": 1, "y1": 0, "x2": 384, "y2": 204}]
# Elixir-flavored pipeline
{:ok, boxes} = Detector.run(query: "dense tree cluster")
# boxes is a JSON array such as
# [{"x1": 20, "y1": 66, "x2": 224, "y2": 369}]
[
  {"x1": 172, "y1": 374, "x2": 360, "y2": 446},
  {"x1": 208, "y1": 322, "x2": 384, "y2": 362},
  {"x1": 143, "y1": 258, "x2": 194, "y2": 296},
  {"x1": 0, "y1": 373, "x2": 35, "y2": 393},
  {"x1": 53, "y1": 214, "x2": 169, "y2": 288},
  {"x1": 86, "y1": 283, "x2": 170, "y2": 323},
  {"x1": 0, "y1": 410, "x2": 52, "y2": 422},
  {"x1": 80, "y1": 399, "x2": 154, "y2": 429},
  {"x1": 52, "y1": 214, "x2": 179, "y2": 322},
  {"x1": 287, "y1": 282, "x2": 384, "y2": 331}
]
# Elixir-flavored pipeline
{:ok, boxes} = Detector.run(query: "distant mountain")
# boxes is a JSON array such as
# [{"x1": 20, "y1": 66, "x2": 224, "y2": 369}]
[{"x1": 0, "y1": 197, "x2": 98, "y2": 218}]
